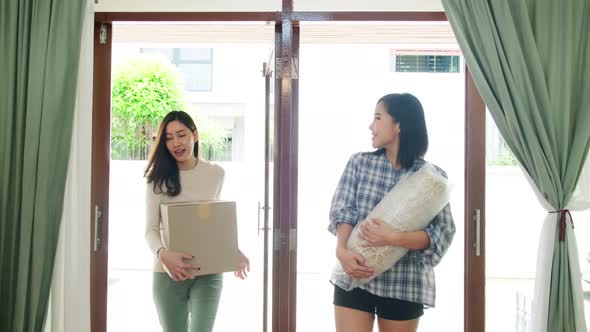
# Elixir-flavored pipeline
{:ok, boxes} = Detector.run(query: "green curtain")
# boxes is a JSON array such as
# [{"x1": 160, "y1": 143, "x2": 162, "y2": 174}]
[
  {"x1": 0, "y1": 1, "x2": 85, "y2": 331},
  {"x1": 442, "y1": 0, "x2": 590, "y2": 331}
]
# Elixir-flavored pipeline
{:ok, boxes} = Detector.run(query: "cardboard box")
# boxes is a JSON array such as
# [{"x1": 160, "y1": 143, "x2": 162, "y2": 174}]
[{"x1": 160, "y1": 200, "x2": 239, "y2": 276}]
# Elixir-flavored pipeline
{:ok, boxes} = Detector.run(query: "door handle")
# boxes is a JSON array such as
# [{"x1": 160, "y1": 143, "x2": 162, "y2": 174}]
[
  {"x1": 473, "y1": 209, "x2": 481, "y2": 256},
  {"x1": 257, "y1": 201, "x2": 271, "y2": 236},
  {"x1": 258, "y1": 201, "x2": 262, "y2": 236},
  {"x1": 93, "y1": 205, "x2": 103, "y2": 252}
]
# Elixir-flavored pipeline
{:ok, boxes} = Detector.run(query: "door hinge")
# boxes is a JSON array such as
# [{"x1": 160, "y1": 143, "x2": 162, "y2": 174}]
[
  {"x1": 274, "y1": 57, "x2": 298, "y2": 79},
  {"x1": 273, "y1": 229, "x2": 282, "y2": 251},
  {"x1": 99, "y1": 24, "x2": 108, "y2": 45},
  {"x1": 292, "y1": 57, "x2": 298, "y2": 79},
  {"x1": 275, "y1": 60, "x2": 283, "y2": 79},
  {"x1": 272, "y1": 229, "x2": 297, "y2": 252},
  {"x1": 289, "y1": 228, "x2": 297, "y2": 252}
]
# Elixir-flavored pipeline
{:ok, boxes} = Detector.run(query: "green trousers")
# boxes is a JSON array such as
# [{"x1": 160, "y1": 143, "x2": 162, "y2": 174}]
[{"x1": 153, "y1": 272, "x2": 223, "y2": 332}]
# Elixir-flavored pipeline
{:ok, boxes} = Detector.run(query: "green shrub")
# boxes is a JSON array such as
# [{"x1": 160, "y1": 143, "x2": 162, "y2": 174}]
[
  {"x1": 110, "y1": 55, "x2": 229, "y2": 161},
  {"x1": 111, "y1": 56, "x2": 186, "y2": 160}
]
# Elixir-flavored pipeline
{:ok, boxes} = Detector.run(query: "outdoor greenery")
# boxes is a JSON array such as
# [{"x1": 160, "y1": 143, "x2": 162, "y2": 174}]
[
  {"x1": 188, "y1": 112, "x2": 230, "y2": 161},
  {"x1": 488, "y1": 142, "x2": 519, "y2": 166},
  {"x1": 111, "y1": 56, "x2": 228, "y2": 160}
]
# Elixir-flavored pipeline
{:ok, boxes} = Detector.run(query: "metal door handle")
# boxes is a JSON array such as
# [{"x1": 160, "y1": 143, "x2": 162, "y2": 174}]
[
  {"x1": 257, "y1": 201, "x2": 271, "y2": 236},
  {"x1": 473, "y1": 209, "x2": 481, "y2": 256},
  {"x1": 257, "y1": 201, "x2": 262, "y2": 236},
  {"x1": 93, "y1": 205, "x2": 103, "y2": 252}
]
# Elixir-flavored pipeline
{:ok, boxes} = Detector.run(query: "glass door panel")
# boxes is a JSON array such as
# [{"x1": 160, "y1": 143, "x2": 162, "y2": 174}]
[
  {"x1": 485, "y1": 111, "x2": 590, "y2": 331},
  {"x1": 297, "y1": 22, "x2": 465, "y2": 331},
  {"x1": 107, "y1": 22, "x2": 274, "y2": 332}
]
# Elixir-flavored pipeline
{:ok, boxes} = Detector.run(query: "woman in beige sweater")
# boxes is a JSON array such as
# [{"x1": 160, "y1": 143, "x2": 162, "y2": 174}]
[{"x1": 144, "y1": 110, "x2": 249, "y2": 332}]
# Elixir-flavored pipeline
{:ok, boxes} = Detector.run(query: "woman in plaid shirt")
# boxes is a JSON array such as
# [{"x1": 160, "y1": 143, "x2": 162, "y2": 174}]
[{"x1": 329, "y1": 93, "x2": 456, "y2": 332}]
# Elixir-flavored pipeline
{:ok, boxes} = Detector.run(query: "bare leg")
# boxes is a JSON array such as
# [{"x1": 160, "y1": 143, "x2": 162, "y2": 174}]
[
  {"x1": 377, "y1": 317, "x2": 419, "y2": 332},
  {"x1": 335, "y1": 305, "x2": 375, "y2": 332}
]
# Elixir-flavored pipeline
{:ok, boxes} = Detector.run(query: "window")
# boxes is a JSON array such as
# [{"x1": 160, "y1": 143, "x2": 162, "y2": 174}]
[
  {"x1": 193, "y1": 113, "x2": 240, "y2": 163},
  {"x1": 390, "y1": 49, "x2": 461, "y2": 73},
  {"x1": 141, "y1": 48, "x2": 213, "y2": 91},
  {"x1": 486, "y1": 112, "x2": 519, "y2": 166},
  {"x1": 203, "y1": 137, "x2": 232, "y2": 162}
]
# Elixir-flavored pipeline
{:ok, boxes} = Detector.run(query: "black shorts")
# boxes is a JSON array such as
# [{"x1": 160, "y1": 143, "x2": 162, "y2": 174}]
[{"x1": 333, "y1": 285, "x2": 424, "y2": 321}]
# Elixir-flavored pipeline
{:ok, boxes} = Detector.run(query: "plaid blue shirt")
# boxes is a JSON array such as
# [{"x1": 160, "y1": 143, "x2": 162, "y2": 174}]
[{"x1": 328, "y1": 151, "x2": 456, "y2": 308}]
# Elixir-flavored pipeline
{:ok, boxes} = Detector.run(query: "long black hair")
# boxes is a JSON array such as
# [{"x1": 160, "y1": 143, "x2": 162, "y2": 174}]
[
  {"x1": 377, "y1": 93, "x2": 428, "y2": 168},
  {"x1": 144, "y1": 111, "x2": 199, "y2": 196}
]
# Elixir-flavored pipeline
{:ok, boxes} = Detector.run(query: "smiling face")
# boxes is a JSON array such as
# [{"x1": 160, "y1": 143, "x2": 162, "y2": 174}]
[
  {"x1": 369, "y1": 101, "x2": 400, "y2": 149},
  {"x1": 164, "y1": 120, "x2": 198, "y2": 165}
]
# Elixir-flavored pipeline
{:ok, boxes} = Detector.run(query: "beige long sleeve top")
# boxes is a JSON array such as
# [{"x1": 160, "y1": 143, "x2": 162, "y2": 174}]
[{"x1": 145, "y1": 160, "x2": 225, "y2": 272}]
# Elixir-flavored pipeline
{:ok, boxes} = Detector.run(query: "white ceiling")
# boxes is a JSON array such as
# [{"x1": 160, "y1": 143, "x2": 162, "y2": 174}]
[
  {"x1": 95, "y1": 0, "x2": 443, "y2": 12},
  {"x1": 294, "y1": 0, "x2": 444, "y2": 12}
]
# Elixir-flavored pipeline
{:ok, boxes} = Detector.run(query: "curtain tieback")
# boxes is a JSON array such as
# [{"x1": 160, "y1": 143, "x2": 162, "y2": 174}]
[{"x1": 549, "y1": 209, "x2": 574, "y2": 241}]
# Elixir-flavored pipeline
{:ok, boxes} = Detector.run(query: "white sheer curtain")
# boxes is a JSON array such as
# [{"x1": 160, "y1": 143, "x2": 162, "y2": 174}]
[
  {"x1": 531, "y1": 155, "x2": 590, "y2": 332},
  {"x1": 44, "y1": 1, "x2": 93, "y2": 331}
]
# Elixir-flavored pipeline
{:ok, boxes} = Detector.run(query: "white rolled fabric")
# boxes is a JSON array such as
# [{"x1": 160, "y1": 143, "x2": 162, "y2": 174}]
[{"x1": 333, "y1": 163, "x2": 450, "y2": 290}]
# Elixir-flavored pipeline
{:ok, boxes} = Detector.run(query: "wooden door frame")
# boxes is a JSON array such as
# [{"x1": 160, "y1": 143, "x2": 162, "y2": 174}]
[
  {"x1": 91, "y1": 7, "x2": 486, "y2": 332},
  {"x1": 90, "y1": 21, "x2": 112, "y2": 332},
  {"x1": 465, "y1": 69, "x2": 486, "y2": 332}
]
